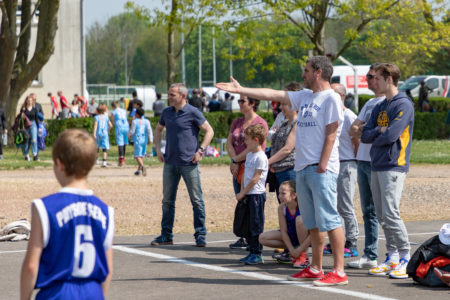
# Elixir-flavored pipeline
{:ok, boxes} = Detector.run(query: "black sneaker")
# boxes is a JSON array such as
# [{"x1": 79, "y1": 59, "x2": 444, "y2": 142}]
[
  {"x1": 33, "y1": 155, "x2": 39, "y2": 161},
  {"x1": 229, "y1": 237, "x2": 248, "y2": 249},
  {"x1": 272, "y1": 249, "x2": 291, "y2": 264},
  {"x1": 151, "y1": 235, "x2": 173, "y2": 246}
]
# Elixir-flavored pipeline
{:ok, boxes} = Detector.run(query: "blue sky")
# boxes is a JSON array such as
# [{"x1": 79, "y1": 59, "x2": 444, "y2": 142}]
[{"x1": 84, "y1": 0, "x2": 162, "y2": 31}]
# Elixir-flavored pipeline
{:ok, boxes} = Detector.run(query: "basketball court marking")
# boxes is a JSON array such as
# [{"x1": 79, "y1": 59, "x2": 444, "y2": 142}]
[{"x1": 113, "y1": 245, "x2": 397, "y2": 300}]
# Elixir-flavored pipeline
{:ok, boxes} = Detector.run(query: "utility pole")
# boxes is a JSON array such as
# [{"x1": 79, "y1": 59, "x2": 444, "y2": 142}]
[{"x1": 198, "y1": 25, "x2": 202, "y2": 88}]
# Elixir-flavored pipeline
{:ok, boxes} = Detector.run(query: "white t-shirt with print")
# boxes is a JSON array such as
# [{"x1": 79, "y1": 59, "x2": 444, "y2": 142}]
[
  {"x1": 288, "y1": 89, "x2": 343, "y2": 174},
  {"x1": 339, "y1": 108, "x2": 358, "y2": 161},
  {"x1": 356, "y1": 96, "x2": 385, "y2": 162},
  {"x1": 244, "y1": 151, "x2": 269, "y2": 195}
]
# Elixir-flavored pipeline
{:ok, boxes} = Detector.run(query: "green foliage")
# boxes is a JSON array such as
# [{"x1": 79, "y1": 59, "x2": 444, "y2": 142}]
[
  {"x1": 410, "y1": 140, "x2": 450, "y2": 164},
  {"x1": 413, "y1": 111, "x2": 450, "y2": 140},
  {"x1": 358, "y1": 95, "x2": 450, "y2": 113}
]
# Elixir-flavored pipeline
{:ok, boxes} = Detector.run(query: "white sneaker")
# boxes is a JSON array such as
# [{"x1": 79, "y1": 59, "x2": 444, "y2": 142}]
[
  {"x1": 389, "y1": 258, "x2": 409, "y2": 279},
  {"x1": 347, "y1": 256, "x2": 378, "y2": 269},
  {"x1": 102, "y1": 160, "x2": 107, "y2": 168},
  {"x1": 368, "y1": 256, "x2": 399, "y2": 276}
]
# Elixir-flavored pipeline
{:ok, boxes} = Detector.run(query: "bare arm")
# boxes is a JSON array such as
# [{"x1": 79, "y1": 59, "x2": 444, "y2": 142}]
[
  {"x1": 349, "y1": 119, "x2": 364, "y2": 138},
  {"x1": 154, "y1": 123, "x2": 165, "y2": 162},
  {"x1": 317, "y1": 121, "x2": 338, "y2": 173},
  {"x1": 216, "y1": 76, "x2": 290, "y2": 104},
  {"x1": 191, "y1": 120, "x2": 214, "y2": 164},
  {"x1": 101, "y1": 247, "x2": 113, "y2": 296},
  {"x1": 236, "y1": 169, "x2": 263, "y2": 201},
  {"x1": 20, "y1": 204, "x2": 43, "y2": 300},
  {"x1": 268, "y1": 126, "x2": 296, "y2": 165},
  {"x1": 352, "y1": 136, "x2": 360, "y2": 157},
  {"x1": 93, "y1": 121, "x2": 98, "y2": 139}
]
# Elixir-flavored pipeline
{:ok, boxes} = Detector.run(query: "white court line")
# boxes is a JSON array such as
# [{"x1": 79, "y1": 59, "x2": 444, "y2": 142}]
[
  {"x1": 113, "y1": 245, "x2": 396, "y2": 300},
  {"x1": 0, "y1": 250, "x2": 26, "y2": 254},
  {"x1": 176, "y1": 239, "x2": 236, "y2": 245}
]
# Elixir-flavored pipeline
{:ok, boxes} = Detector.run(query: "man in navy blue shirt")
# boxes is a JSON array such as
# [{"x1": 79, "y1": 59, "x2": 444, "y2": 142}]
[{"x1": 152, "y1": 83, "x2": 214, "y2": 247}]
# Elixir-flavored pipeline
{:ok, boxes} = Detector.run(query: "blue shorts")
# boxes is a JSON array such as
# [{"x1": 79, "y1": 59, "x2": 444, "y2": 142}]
[
  {"x1": 134, "y1": 141, "x2": 147, "y2": 157},
  {"x1": 36, "y1": 280, "x2": 104, "y2": 300},
  {"x1": 295, "y1": 165, "x2": 341, "y2": 232},
  {"x1": 115, "y1": 127, "x2": 129, "y2": 146}
]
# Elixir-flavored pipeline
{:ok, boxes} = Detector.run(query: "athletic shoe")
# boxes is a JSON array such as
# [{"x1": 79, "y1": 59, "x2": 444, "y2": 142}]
[
  {"x1": 323, "y1": 243, "x2": 332, "y2": 255},
  {"x1": 272, "y1": 250, "x2": 291, "y2": 264},
  {"x1": 25, "y1": 154, "x2": 30, "y2": 161},
  {"x1": 102, "y1": 160, "x2": 107, "y2": 168},
  {"x1": 347, "y1": 256, "x2": 378, "y2": 269},
  {"x1": 434, "y1": 267, "x2": 450, "y2": 287},
  {"x1": 229, "y1": 237, "x2": 248, "y2": 250},
  {"x1": 287, "y1": 266, "x2": 324, "y2": 281},
  {"x1": 313, "y1": 269, "x2": 348, "y2": 286},
  {"x1": 151, "y1": 235, "x2": 173, "y2": 246},
  {"x1": 245, "y1": 254, "x2": 264, "y2": 265},
  {"x1": 292, "y1": 253, "x2": 309, "y2": 269},
  {"x1": 118, "y1": 159, "x2": 123, "y2": 167},
  {"x1": 33, "y1": 155, "x2": 40, "y2": 162},
  {"x1": 273, "y1": 248, "x2": 285, "y2": 253},
  {"x1": 142, "y1": 166, "x2": 147, "y2": 176},
  {"x1": 344, "y1": 248, "x2": 359, "y2": 258},
  {"x1": 368, "y1": 256, "x2": 398, "y2": 276},
  {"x1": 134, "y1": 170, "x2": 141, "y2": 176},
  {"x1": 239, "y1": 253, "x2": 252, "y2": 263},
  {"x1": 389, "y1": 258, "x2": 409, "y2": 279},
  {"x1": 195, "y1": 235, "x2": 206, "y2": 247},
  {"x1": 0, "y1": 155, "x2": 3, "y2": 160}
]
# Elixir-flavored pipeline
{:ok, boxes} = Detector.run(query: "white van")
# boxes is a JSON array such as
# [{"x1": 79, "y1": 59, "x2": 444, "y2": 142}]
[
  {"x1": 330, "y1": 65, "x2": 374, "y2": 96},
  {"x1": 399, "y1": 75, "x2": 450, "y2": 98}
]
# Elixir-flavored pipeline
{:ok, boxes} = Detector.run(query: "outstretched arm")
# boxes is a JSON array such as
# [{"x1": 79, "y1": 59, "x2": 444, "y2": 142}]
[{"x1": 216, "y1": 76, "x2": 290, "y2": 104}]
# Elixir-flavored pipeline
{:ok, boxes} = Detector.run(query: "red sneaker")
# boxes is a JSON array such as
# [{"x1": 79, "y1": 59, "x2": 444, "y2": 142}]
[
  {"x1": 313, "y1": 269, "x2": 348, "y2": 286},
  {"x1": 287, "y1": 266, "x2": 324, "y2": 281}
]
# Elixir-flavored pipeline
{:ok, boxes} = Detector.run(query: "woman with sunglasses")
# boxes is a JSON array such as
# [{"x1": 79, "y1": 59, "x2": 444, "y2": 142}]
[{"x1": 226, "y1": 96, "x2": 268, "y2": 250}]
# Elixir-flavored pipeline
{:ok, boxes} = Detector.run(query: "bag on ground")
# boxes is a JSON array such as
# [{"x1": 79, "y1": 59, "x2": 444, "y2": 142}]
[{"x1": 233, "y1": 196, "x2": 250, "y2": 238}]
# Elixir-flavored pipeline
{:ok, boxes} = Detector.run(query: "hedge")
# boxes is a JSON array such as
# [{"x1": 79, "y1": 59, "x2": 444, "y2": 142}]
[
  {"x1": 358, "y1": 94, "x2": 450, "y2": 113},
  {"x1": 44, "y1": 110, "x2": 448, "y2": 146}
]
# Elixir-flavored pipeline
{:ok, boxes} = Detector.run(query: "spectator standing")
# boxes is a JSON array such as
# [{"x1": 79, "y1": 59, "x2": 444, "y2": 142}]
[
  {"x1": 127, "y1": 91, "x2": 140, "y2": 117},
  {"x1": 331, "y1": 83, "x2": 360, "y2": 258},
  {"x1": 361, "y1": 63, "x2": 414, "y2": 279},
  {"x1": 20, "y1": 96, "x2": 40, "y2": 161},
  {"x1": 347, "y1": 64, "x2": 385, "y2": 269},
  {"x1": 152, "y1": 92, "x2": 166, "y2": 117},
  {"x1": 152, "y1": 83, "x2": 214, "y2": 247},
  {"x1": 220, "y1": 92, "x2": 233, "y2": 112},
  {"x1": 235, "y1": 124, "x2": 268, "y2": 265},
  {"x1": 57, "y1": 91, "x2": 70, "y2": 119},
  {"x1": 207, "y1": 93, "x2": 221, "y2": 112},
  {"x1": 47, "y1": 92, "x2": 59, "y2": 119},
  {"x1": 0, "y1": 106, "x2": 6, "y2": 160},
  {"x1": 226, "y1": 96, "x2": 268, "y2": 250},
  {"x1": 188, "y1": 89, "x2": 203, "y2": 112},
  {"x1": 70, "y1": 99, "x2": 80, "y2": 118},
  {"x1": 418, "y1": 81, "x2": 430, "y2": 112},
  {"x1": 217, "y1": 56, "x2": 348, "y2": 286},
  {"x1": 87, "y1": 98, "x2": 98, "y2": 117}
]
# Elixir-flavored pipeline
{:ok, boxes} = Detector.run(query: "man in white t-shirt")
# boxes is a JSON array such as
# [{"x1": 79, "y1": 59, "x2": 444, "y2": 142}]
[
  {"x1": 331, "y1": 83, "x2": 360, "y2": 258},
  {"x1": 216, "y1": 56, "x2": 347, "y2": 287},
  {"x1": 347, "y1": 63, "x2": 385, "y2": 269}
]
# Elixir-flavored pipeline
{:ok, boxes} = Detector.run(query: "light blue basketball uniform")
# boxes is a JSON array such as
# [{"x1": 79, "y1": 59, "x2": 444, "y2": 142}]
[
  {"x1": 95, "y1": 114, "x2": 110, "y2": 150},
  {"x1": 130, "y1": 117, "x2": 153, "y2": 157},
  {"x1": 112, "y1": 108, "x2": 129, "y2": 146},
  {"x1": 33, "y1": 188, "x2": 114, "y2": 300}
]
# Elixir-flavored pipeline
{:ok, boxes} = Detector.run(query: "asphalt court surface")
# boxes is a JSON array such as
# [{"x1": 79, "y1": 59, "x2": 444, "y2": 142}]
[{"x1": 1, "y1": 220, "x2": 450, "y2": 299}]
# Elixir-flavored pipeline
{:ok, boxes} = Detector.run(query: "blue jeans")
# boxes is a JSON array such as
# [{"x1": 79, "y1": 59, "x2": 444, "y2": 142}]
[
  {"x1": 232, "y1": 177, "x2": 241, "y2": 195},
  {"x1": 275, "y1": 168, "x2": 296, "y2": 203},
  {"x1": 161, "y1": 163, "x2": 206, "y2": 240},
  {"x1": 22, "y1": 122, "x2": 38, "y2": 156},
  {"x1": 357, "y1": 161, "x2": 378, "y2": 260},
  {"x1": 296, "y1": 166, "x2": 341, "y2": 232},
  {"x1": 246, "y1": 193, "x2": 266, "y2": 255}
]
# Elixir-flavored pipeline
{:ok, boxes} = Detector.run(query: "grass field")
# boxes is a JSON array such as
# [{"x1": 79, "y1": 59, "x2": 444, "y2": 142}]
[{"x1": 1, "y1": 139, "x2": 449, "y2": 170}]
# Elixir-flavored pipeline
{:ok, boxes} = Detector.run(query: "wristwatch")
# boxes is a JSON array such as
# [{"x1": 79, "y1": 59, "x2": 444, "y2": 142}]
[{"x1": 199, "y1": 146, "x2": 206, "y2": 152}]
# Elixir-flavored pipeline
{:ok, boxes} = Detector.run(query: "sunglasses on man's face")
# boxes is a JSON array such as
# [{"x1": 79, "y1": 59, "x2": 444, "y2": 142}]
[
  {"x1": 366, "y1": 74, "x2": 375, "y2": 80},
  {"x1": 238, "y1": 99, "x2": 247, "y2": 104}
]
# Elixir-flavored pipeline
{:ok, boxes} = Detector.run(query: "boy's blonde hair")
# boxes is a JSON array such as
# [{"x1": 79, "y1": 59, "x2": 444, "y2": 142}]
[
  {"x1": 97, "y1": 103, "x2": 106, "y2": 114},
  {"x1": 52, "y1": 129, "x2": 97, "y2": 178},
  {"x1": 244, "y1": 124, "x2": 266, "y2": 145}
]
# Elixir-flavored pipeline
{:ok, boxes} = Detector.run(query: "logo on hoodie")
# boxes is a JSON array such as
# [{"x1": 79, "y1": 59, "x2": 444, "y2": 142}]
[{"x1": 377, "y1": 111, "x2": 389, "y2": 127}]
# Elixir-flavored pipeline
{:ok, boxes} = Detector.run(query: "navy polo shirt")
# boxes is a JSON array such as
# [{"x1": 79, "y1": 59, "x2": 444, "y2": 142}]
[{"x1": 159, "y1": 103, "x2": 206, "y2": 166}]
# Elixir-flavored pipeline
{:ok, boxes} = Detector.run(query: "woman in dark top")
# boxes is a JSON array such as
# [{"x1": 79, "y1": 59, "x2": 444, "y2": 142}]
[
  {"x1": 21, "y1": 95, "x2": 39, "y2": 161},
  {"x1": 268, "y1": 101, "x2": 298, "y2": 202}
]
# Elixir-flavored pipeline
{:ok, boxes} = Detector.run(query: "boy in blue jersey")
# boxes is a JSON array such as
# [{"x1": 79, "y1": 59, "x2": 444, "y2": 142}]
[
  {"x1": 129, "y1": 108, "x2": 153, "y2": 176},
  {"x1": 94, "y1": 104, "x2": 113, "y2": 168},
  {"x1": 21, "y1": 129, "x2": 114, "y2": 300},
  {"x1": 111, "y1": 101, "x2": 130, "y2": 167}
]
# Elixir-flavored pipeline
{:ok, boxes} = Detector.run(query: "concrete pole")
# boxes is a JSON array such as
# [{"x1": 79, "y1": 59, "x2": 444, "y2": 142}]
[
  {"x1": 181, "y1": 20, "x2": 186, "y2": 85},
  {"x1": 198, "y1": 25, "x2": 202, "y2": 88},
  {"x1": 212, "y1": 27, "x2": 216, "y2": 86},
  {"x1": 338, "y1": 55, "x2": 359, "y2": 112}
]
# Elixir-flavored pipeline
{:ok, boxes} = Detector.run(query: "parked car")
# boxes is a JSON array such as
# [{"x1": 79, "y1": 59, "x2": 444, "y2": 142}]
[{"x1": 399, "y1": 75, "x2": 450, "y2": 98}]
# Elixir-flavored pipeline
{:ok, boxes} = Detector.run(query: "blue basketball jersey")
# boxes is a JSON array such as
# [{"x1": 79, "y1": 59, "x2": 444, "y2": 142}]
[
  {"x1": 112, "y1": 108, "x2": 129, "y2": 146},
  {"x1": 284, "y1": 204, "x2": 300, "y2": 247},
  {"x1": 95, "y1": 114, "x2": 110, "y2": 149},
  {"x1": 33, "y1": 188, "x2": 114, "y2": 298}
]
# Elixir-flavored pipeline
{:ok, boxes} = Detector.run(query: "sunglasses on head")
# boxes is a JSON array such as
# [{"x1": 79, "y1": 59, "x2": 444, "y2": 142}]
[
  {"x1": 238, "y1": 99, "x2": 247, "y2": 104},
  {"x1": 366, "y1": 74, "x2": 375, "y2": 80}
]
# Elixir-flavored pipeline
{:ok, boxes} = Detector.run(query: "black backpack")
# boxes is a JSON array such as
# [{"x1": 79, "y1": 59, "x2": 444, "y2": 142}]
[{"x1": 15, "y1": 117, "x2": 30, "y2": 146}]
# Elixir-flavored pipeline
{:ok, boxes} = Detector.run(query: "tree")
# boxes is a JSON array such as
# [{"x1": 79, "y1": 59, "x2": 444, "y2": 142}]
[
  {"x1": 0, "y1": 0, "x2": 60, "y2": 127},
  {"x1": 126, "y1": 0, "x2": 228, "y2": 89}
]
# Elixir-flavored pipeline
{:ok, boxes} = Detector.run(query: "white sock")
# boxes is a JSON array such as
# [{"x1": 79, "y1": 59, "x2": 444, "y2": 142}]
[
  {"x1": 310, "y1": 266, "x2": 320, "y2": 273},
  {"x1": 388, "y1": 250, "x2": 400, "y2": 263},
  {"x1": 399, "y1": 250, "x2": 410, "y2": 261}
]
